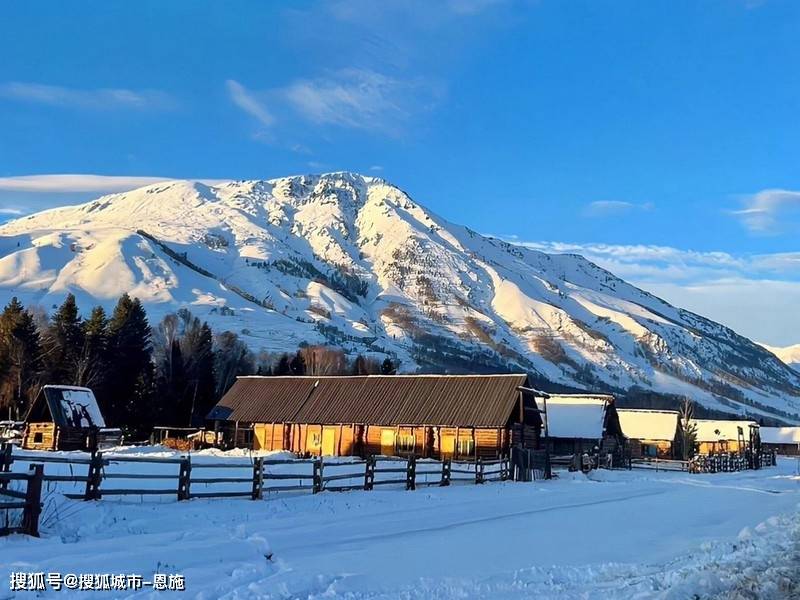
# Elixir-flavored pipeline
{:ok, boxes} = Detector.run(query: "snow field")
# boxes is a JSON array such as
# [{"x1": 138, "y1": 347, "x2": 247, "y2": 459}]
[{"x1": 1, "y1": 449, "x2": 798, "y2": 599}]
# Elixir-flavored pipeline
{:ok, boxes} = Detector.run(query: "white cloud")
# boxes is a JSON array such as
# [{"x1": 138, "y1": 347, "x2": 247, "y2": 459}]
[
  {"x1": 732, "y1": 189, "x2": 800, "y2": 234},
  {"x1": 369, "y1": 165, "x2": 384, "y2": 172},
  {"x1": 504, "y1": 238, "x2": 800, "y2": 346},
  {"x1": 0, "y1": 208, "x2": 24, "y2": 215},
  {"x1": 0, "y1": 82, "x2": 174, "y2": 110},
  {"x1": 0, "y1": 174, "x2": 227, "y2": 194},
  {"x1": 582, "y1": 200, "x2": 654, "y2": 218},
  {"x1": 282, "y1": 68, "x2": 442, "y2": 135},
  {"x1": 225, "y1": 80, "x2": 274, "y2": 128}
]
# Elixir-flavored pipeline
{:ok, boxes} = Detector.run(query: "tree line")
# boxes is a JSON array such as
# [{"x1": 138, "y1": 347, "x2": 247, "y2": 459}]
[{"x1": 0, "y1": 294, "x2": 395, "y2": 437}]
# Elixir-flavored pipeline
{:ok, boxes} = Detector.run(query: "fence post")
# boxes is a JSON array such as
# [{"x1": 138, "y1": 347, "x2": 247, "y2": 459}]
[
  {"x1": 475, "y1": 457, "x2": 484, "y2": 484},
  {"x1": 0, "y1": 442, "x2": 12, "y2": 492},
  {"x1": 441, "y1": 458, "x2": 451, "y2": 486},
  {"x1": 22, "y1": 464, "x2": 43, "y2": 537},
  {"x1": 406, "y1": 455, "x2": 416, "y2": 491},
  {"x1": 500, "y1": 456, "x2": 509, "y2": 481},
  {"x1": 84, "y1": 451, "x2": 103, "y2": 501},
  {"x1": 312, "y1": 459, "x2": 323, "y2": 494},
  {"x1": 251, "y1": 457, "x2": 263, "y2": 500},
  {"x1": 177, "y1": 456, "x2": 191, "y2": 501},
  {"x1": 364, "y1": 456, "x2": 375, "y2": 491}
]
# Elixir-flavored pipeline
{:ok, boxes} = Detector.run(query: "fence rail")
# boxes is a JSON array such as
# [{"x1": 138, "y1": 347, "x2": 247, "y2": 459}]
[{"x1": 0, "y1": 463, "x2": 43, "y2": 537}]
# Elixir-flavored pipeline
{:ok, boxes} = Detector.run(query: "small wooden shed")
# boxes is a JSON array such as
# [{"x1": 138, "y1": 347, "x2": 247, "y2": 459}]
[
  {"x1": 22, "y1": 385, "x2": 108, "y2": 451},
  {"x1": 540, "y1": 394, "x2": 624, "y2": 456},
  {"x1": 760, "y1": 426, "x2": 800, "y2": 456},
  {"x1": 690, "y1": 419, "x2": 759, "y2": 455},
  {"x1": 207, "y1": 374, "x2": 543, "y2": 459},
  {"x1": 617, "y1": 409, "x2": 681, "y2": 458}
]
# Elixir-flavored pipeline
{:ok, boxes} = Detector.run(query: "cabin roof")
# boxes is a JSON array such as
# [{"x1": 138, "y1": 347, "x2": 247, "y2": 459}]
[
  {"x1": 690, "y1": 419, "x2": 757, "y2": 442},
  {"x1": 26, "y1": 385, "x2": 106, "y2": 429},
  {"x1": 617, "y1": 409, "x2": 679, "y2": 442},
  {"x1": 208, "y1": 374, "x2": 533, "y2": 427},
  {"x1": 760, "y1": 426, "x2": 800, "y2": 444},
  {"x1": 544, "y1": 395, "x2": 611, "y2": 439}
]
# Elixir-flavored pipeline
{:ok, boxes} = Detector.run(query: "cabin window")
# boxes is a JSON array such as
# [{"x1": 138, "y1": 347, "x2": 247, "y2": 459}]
[
  {"x1": 396, "y1": 434, "x2": 415, "y2": 454},
  {"x1": 457, "y1": 438, "x2": 475, "y2": 457},
  {"x1": 34, "y1": 432, "x2": 43, "y2": 444}
]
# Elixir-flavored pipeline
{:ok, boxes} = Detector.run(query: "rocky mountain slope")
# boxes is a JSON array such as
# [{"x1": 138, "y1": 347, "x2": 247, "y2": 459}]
[{"x1": 1, "y1": 172, "x2": 799, "y2": 422}]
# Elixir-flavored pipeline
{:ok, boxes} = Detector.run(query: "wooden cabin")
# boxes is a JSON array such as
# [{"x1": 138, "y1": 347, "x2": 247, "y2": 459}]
[
  {"x1": 690, "y1": 419, "x2": 759, "y2": 455},
  {"x1": 540, "y1": 394, "x2": 624, "y2": 456},
  {"x1": 760, "y1": 426, "x2": 800, "y2": 456},
  {"x1": 22, "y1": 385, "x2": 109, "y2": 451},
  {"x1": 207, "y1": 374, "x2": 543, "y2": 459},
  {"x1": 617, "y1": 409, "x2": 681, "y2": 458}
]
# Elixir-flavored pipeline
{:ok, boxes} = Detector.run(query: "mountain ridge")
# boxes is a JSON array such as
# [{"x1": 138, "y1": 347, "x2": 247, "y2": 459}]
[{"x1": 1, "y1": 172, "x2": 799, "y2": 423}]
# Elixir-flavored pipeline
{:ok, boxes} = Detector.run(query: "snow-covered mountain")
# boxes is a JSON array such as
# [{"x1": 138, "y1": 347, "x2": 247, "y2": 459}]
[
  {"x1": 1, "y1": 172, "x2": 799, "y2": 422},
  {"x1": 760, "y1": 343, "x2": 800, "y2": 373}
]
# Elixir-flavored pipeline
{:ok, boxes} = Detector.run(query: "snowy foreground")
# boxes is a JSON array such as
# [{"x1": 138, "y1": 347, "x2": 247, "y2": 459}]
[{"x1": 2, "y1": 450, "x2": 799, "y2": 599}]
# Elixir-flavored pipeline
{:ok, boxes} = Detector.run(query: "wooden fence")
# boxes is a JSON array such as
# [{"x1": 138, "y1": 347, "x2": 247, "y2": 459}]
[
  {"x1": 0, "y1": 463, "x2": 43, "y2": 537},
  {"x1": 1, "y1": 444, "x2": 510, "y2": 504}
]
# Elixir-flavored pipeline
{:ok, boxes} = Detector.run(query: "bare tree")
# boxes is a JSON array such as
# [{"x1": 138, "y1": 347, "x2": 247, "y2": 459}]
[{"x1": 679, "y1": 397, "x2": 698, "y2": 460}]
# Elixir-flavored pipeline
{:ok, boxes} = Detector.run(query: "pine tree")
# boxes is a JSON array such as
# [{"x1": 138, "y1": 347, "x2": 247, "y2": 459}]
[
  {"x1": 45, "y1": 294, "x2": 84, "y2": 384},
  {"x1": 180, "y1": 318, "x2": 215, "y2": 426},
  {"x1": 275, "y1": 354, "x2": 291, "y2": 376},
  {"x1": 0, "y1": 298, "x2": 43, "y2": 419},
  {"x1": 106, "y1": 294, "x2": 154, "y2": 432},
  {"x1": 289, "y1": 350, "x2": 306, "y2": 376},
  {"x1": 679, "y1": 398, "x2": 698, "y2": 460},
  {"x1": 75, "y1": 306, "x2": 110, "y2": 390},
  {"x1": 213, "y1": 331, "x2": 253, "y2": 398},
  {"x1": 381, "y1": 357, "x2": 395, "y2": 375}
]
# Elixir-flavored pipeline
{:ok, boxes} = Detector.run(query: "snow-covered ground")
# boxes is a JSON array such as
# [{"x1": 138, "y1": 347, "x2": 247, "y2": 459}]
[{"x1": 2, "y1": 449, "x2": 799, "y2": 599}]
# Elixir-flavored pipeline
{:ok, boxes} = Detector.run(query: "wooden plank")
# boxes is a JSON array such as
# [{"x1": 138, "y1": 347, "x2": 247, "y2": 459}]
[
  {"x1": 0, "y1": 489, "x2": 27, "y2": 499},
  {"x1": 100, "y1": 488, "x2": 176, "y2": 495},
  {"x1": 191, "y1": 477, "x2": 253, "y2": 484},
  {"x1": 0, "y1": 502, "x2": 26, "y2": 509},
  {"x1": 321, "y1": 472, "x2": 363, "y2": 483},
  {"x1": 189, "y1": 491, "x2": 252, "y2": 499},
  {"x1": 102, "y1": 473, "x2": 175, "y2": 480},
  {"x1": 371, "y1": 479, "x2": 406, "y2": 486},
  {"x1": 42, "y1": 475, "x2": 90, "y2": 482},
  {"x1": 263, "y1": 473, "x2": 314, "y2": 480},
  {"x1": 106, "y1": 455, "x2": 185, "y2": 464},
  {"x1": 262, "y1": 485, "x2": 311, "y2": 492},
  {"x1": 373, "y1": 467, "x2": 406, "y2": 474}
]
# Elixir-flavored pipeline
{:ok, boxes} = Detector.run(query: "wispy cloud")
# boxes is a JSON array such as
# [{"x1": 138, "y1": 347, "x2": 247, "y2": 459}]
[
  {"x1": 582, "y1": 200, "x2": 654, "y2": 218},
  {"x1": 369, "y1": 165, "x2": 384, "y2": 172},
  {"x1": 225, "y1": 80, "x2": 274, "y2": 128},
  {"x1": 0, "y1": 208, "x2": 25, "y2": 215},
  {"x1": 282, "y1": 68, "x2": 442, "y2": 136},
  {"x1": 227, "y1": 69, "x2": 443, "y2": 138},
  {"x1": 732, "y1": 189, "x2": 800, "y2": 234},
  {"x1": 0, "y1": 82, "x2": 175, "y2": 111},
  {"x1": 0, "y1": 174, "x2": 226, "y2": 194}
]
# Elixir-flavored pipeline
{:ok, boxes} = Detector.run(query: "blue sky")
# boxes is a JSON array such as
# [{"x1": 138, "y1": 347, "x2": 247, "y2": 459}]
[{"x1": 1, "y1": 0, "x2": 800, "y2": 345}]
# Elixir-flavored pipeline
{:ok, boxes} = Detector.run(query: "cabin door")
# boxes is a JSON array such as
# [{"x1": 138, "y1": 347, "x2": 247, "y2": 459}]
[
  {"x1": 253, "y1": 424, "x2": 268, "y2": 451},
  {"x1": 441, "y1": 433, "x2": 456, "y2": 458},
  {"x1": 380, "y1": 429, "x2": 396, "y2": 456},
  {"x1": 322, "y1": 427, "x2": 337, "y2": 456}
]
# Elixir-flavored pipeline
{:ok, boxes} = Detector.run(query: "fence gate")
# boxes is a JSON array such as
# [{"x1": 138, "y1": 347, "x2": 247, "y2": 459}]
[{"x1": 511, "y1": 447, "x2": 551, "y2": 481}]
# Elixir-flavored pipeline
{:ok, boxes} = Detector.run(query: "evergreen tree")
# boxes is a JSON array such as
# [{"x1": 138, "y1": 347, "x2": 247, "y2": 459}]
[
  {"x1": 0, "y1": 298, "x2": 43, "y2": 419},
  {"x1": 106, "y1": 294, "x2": 154, "y2": 433},
  {"x1": 45, "y1": 294, "x2": 84, "y2": 384},
  {"x1": 381, "y1": 357, "x2": 395, "y2": 375},
  {"x1": 679, "y1": 398, "x2": 698, "y2": 460},
  {"x1": 275, "y1": 354, "x2": 291, "y2": 376},
  {"x1": 289, "y1": 350, "x2": 306, "y2": 376},
  {"x1": 75, "y1": 306, "x2": 109, "y2": 390},
  {"x1": 180, "y1": 319, "x2": 215, "y2": 426}
]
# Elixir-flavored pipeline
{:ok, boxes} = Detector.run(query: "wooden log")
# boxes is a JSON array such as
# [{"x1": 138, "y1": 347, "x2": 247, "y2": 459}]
[
  {"x1": 252, "y1": 457, "x2": 263, "y2": 500},
  {"x1": 440, "y1": 458, "x2": 451, "y2": 486},
  {"x1": 364, "y1": 455, "x2": 375, "y2": 491},
  {"x1": 177, "y1": 457, "x2": 191, "y2": 501},
  {"x1": 405, "y1": 455, "x2": 416, "y2": 491},
  {"x1": 83, "y1": 452, "x2": 104, "y2": 501},
  {"x1": 22, "y1": 464, "x2": 43, "y2": 537}
]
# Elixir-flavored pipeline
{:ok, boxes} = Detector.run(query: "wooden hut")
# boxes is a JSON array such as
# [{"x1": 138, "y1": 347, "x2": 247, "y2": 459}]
[
  {"x1": 22, "y1": 385, "x2": 110, "y2": 451},
  {"x1": 617, "y1": 409, "x2": 681, "y2": 458},
  {"x1": 690, "y1": 419, "x2": 759, "y2": 455},
  {"x1": 540, "y1": 394, "x2": 624, "y2": 456},
  {"x1": 760, "y1": 427, "x2": 800, "y2": 456},
  {"x1": 207, "y1": 374, "x2": 543, "y2": 459}
]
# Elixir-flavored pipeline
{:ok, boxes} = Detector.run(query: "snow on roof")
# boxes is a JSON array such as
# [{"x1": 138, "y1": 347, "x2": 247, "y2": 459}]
[
  {"x1": 690, "y1": 419, "x2": 757, "y2": 442},
  {"x1": 760, "y1": 427, "x2": 800, "y2": 445},
  {"x1": 617, "y1": 409, "x2": 679, "y2": 441},
  {"x1": 545, "y1": 395, "x2": 608, "y2": 439}
]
